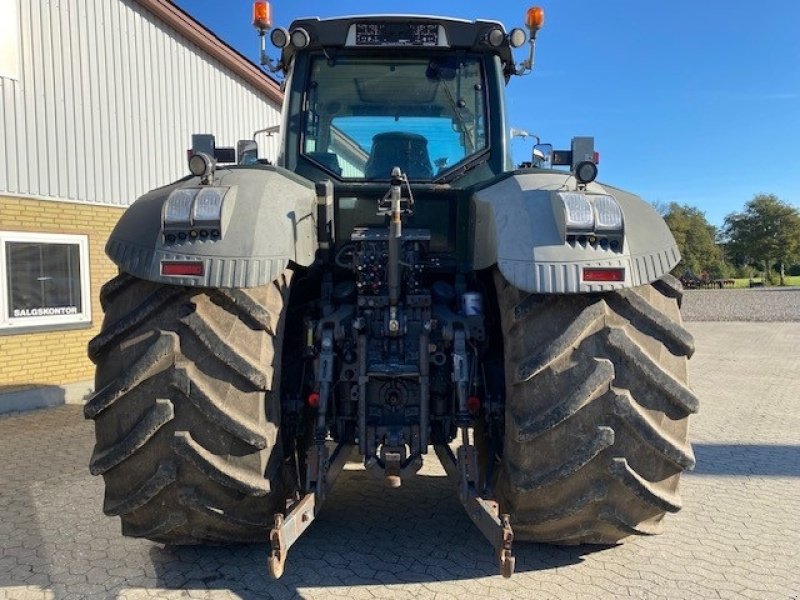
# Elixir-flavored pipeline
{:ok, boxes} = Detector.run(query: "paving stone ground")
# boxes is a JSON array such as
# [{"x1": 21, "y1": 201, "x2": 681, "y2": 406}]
[
  {"x1": 682, "y1": 288, "x2": 800, "y2": 322},
  {"x1": 1, "y1": 322, "x2": 799, "y2": 600}
]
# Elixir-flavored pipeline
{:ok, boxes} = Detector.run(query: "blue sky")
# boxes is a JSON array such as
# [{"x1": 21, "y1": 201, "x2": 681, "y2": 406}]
[{"x1": 175, "y1": 0, "x2": 800, "y2": 227}]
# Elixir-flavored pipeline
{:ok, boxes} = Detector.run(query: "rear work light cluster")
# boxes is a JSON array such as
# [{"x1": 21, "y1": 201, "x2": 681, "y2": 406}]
[
  {"x1": 162, "y1": 186, "x2": 230, "y2": 244},
  {"x1": 559, "y1": 192, "x2": 624, "y2": 233},
  {"x1": 557, "y1": 191, "x2": 625, "y2": 253}
]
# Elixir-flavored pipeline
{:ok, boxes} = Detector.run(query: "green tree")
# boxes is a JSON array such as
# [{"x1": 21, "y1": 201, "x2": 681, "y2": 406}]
[
  {"x1": 663, "y1": 203, "x2": 726, "y2": 277},
  {"x1": 723, "y1": 194, "x2": 800, "y2": 285}
]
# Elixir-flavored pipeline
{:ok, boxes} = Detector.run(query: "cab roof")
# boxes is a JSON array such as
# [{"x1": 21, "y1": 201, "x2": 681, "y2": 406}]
[{"x1": 280, "y1": 15, "x2": 515, "y2": 67}]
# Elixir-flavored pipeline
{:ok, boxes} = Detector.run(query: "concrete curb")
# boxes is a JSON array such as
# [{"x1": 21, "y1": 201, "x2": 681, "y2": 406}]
[{"x1": 0, "y1": 379, "x2": 93, "y2": 414}]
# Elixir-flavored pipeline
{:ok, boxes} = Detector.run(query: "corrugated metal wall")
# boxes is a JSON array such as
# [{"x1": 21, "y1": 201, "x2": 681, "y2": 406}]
[{"x1": 0, "y1": 0, "x2": 281, "y2": 207}]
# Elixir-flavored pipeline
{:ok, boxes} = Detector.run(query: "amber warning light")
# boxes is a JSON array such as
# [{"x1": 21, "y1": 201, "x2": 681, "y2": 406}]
[
  {"x1": 526, "y1": 6, "x2": 545, "y2": 31},
  {"x1": 253, "y1": 1, "x2": 272, "y2": 31}
]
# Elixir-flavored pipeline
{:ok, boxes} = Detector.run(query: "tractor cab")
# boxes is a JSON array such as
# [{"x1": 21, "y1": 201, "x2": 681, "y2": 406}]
[
  {"x1": 250, "y1": 8, "x2": 544, "y2": 268},
  {"x1": 269, "y1": 15, "x2": 523, "y2": 186},
  {"x1": 264, "y1": 13, "x2": 542, "y2": 183}
]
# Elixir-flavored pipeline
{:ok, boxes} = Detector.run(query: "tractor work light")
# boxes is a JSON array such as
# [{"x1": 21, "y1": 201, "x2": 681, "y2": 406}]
[
  {"x1": 487, "y1": 27, "x2": 505, "y2": 47},
  {"x1": 271, "y1": 27, "x2": 289, "y2": 48},
  {"x1": 163, "y1": 189, "x2": 195, "y2": 227},
  {"x1": 526, "y1": 6, "x2": 545, "y2": 31},
  {"x1": 575, "y1": 160, "x2": 599, "y2": 185},
  {"x1": 162, "y1": 187, "x2": 231, "y2": 234},
  {"x1": 192, "y1": 188, "x2": 226, "y2": 226},
  {"x1": 559, "y1": 192, "x2": 594, "y2": 231},
  {"x1": 557, "y1": 192, "x2": 624, "y2": 234},
  {"x1": 509, "y1": 28, "x2": 527, "y2": 48},
  {"x1": 593, "y1": 195, "x2": 624, "y2": 231},
  {"x1": 188, "y1": 152, "x2": 214, "y2": 179},
  {"x1": 252, "y1": 1, "x2": 271, "y2": 31},
  {"x1": 290, "y1": 28, "x2": 310, "y2": 49}
]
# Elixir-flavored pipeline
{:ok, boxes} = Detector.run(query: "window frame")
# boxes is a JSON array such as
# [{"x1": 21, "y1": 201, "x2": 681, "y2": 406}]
[
  {"x1": 0, "y1": 231, "x2": 92, "y2": 334},
  {"x1": 299, "y1": 52, "x2": 491, "y2": 182},
  {"x1": 0, "y1": 0, "x2": 21, "y2": 81}
]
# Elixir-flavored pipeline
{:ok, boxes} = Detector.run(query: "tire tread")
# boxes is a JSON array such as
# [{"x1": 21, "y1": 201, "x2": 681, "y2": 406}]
[
  {"x1": 496, "y1": 271, "x2": 696, "y2": 544},
  {"x1": 86, "y1": 273, "x2": 291, "y2": 544}
]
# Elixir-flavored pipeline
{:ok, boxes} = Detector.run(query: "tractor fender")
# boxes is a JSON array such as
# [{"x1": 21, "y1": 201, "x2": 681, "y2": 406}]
[
  {"x1": 105, "y1": 165, "x2": 316, "y2": 288},
  {"x1": 471, "y1": 171, "x2": 680, "y2": 293}
]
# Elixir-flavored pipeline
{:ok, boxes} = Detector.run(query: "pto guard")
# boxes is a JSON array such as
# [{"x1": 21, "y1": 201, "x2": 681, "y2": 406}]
[
  {"x1": 105, "y1": 166, "x2": 317, "y2": 288},
  {"x1": 471, "y1": 172, "x2": 680, "y2": 293}
]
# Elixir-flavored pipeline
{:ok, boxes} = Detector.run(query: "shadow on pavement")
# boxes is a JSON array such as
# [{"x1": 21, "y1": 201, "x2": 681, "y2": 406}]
[
  {"x1": 691, "y1": 443, "x2": 800, "y2": 477},
  {"x1": 146, "y1": 444, "x2": 800, "y2": 596},
  {"x1": 147, "y1": 469, "x2": 610, "y2": 598},
  {"x1": 0, "y1": 407, "x2": 89, "y2": 597},
  {"x1": 0, "y1": 486, "x2": 51, "y2": 592}
]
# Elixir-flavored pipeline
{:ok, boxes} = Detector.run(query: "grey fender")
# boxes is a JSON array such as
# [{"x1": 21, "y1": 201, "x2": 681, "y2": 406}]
[
  {"x1": 471, "y1": 171, "x2": 680, "y2": 293},
  {"x1": 106, "y1": 165, "x2": 316, "y2": 288}
]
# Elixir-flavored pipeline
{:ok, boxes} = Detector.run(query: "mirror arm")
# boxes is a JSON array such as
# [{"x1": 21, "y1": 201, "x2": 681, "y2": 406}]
[
  {"x1": 513, "y1": 34, "x2": 537, "y2": 76},
  {"x1": 259, "y1": 30, "x2": 285, "y2": 73},
  {"x1": 253, "y1": 125, "x2": 280, "y2": 139}
]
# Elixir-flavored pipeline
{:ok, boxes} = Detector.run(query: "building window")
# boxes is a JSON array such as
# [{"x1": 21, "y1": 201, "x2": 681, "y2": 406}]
[
  {"x1": 0, "y1": 232, "x2": 91, "y2": 332},
  {"x1": 0, "y1": 0, "x2": 20, "y2": 81}
]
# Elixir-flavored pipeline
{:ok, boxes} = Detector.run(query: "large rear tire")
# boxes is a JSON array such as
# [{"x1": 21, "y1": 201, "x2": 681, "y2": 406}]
[
  {"x1": 495, "y1": 272, "x2": 698, "y2": 544},
  {"x1": 84, "y1": 271, "x2": 292, "y2": 544}
]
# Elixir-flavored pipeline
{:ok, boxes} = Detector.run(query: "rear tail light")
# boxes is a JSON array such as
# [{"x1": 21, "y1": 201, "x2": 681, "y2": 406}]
[
  {"x1": 161, "y1": 261, "x2": 204, "y2": 277},
  {"x1": 583, "y1": 268, "x2": 625, "y2": 282}
]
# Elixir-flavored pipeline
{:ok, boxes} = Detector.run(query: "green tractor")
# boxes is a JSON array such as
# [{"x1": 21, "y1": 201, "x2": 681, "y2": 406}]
[{"x1": 85, "y1": 4, "x2": 697, "y2": 579}]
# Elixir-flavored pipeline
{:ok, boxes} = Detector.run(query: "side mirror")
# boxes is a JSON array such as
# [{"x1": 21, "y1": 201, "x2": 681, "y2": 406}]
[
  {"x1": 237, "y1": 139, "x2": 259, "y2": 165},
  {"x1": 533, "y1": 143, "x2": 552, "y2": 167}
]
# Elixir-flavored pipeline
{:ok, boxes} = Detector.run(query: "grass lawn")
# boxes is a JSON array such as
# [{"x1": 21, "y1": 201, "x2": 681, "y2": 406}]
[{"x1": 729, "y1": 275, "x2": 800, "y2": 288}]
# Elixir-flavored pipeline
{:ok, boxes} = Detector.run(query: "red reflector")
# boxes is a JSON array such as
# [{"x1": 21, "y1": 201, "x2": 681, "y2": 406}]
[
  {"x1": 161, "y1": 261, "x2": 204, "y2": 277},
  {"x1": 307, "y1": 392, "x2": 320, "y2": 408},
  {"x1": 467, "y1": 396, "x2": 481, "y2": 414},
  {"x1": 583, "y1": 268, "x2": 625, "y2": 282}
]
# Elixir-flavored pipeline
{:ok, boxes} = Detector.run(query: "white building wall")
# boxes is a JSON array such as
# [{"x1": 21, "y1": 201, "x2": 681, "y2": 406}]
[{"x1": 0, "y1": 0, "x2": 281, "y2": 208}]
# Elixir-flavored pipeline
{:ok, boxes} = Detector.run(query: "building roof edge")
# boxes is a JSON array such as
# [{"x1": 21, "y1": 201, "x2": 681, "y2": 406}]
[{"x1": 134, "y1": 0, "x2": 283, "y2": 105}]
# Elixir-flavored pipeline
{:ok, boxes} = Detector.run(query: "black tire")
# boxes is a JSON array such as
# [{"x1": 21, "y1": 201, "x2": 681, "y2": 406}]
[
  {"x1": 84, "y1": 271, "x2": 292, "y2": 544},
  {"x1": 494, "y1": 271, "x2": 698, "y2": 544}
]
